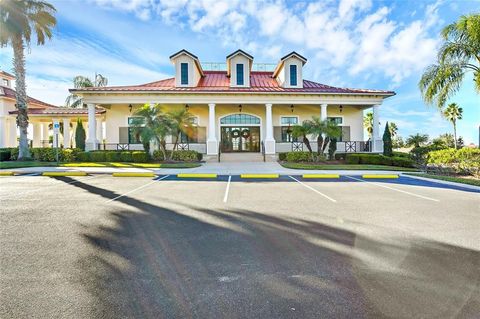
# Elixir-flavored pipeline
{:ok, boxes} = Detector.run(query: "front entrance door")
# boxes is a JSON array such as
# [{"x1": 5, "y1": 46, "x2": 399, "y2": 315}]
[{"x1": 220, "y1": 127, "x2": 260, "y2": 152}]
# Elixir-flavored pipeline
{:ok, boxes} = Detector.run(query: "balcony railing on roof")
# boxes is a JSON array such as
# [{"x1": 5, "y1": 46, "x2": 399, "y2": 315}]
[{"x1": 201, "y1": 62, "x2": 277, "y2": 72}]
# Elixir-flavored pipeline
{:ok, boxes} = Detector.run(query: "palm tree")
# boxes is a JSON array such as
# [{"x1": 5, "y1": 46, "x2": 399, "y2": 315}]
[
  {"x1": 419, "y1": 14, "x2": 480, "y2": 109},
  {"x1": 130, "y1": 104, "x2": 171, "y2": 160},
  {"x1": 291, "y1": 124, "x2": 313, "y2": 153},
  {"x1": 305, "y1": 117, "x2": 342, "y2": 156},
  {"x1": 0, "y1": 0, "x2": 56, "y2": 160},
  {"x1": 363, "y1": 112, "x2": 373, "y2": 138},
  {"x1": 443, "y1": 103, "x2": 463, "y2": 149},
  {"x1": 167, "y1": 108, "x2": 195, "y2": 159},
  {"x1": 406, "y1": 133, "x2": 429, "y2": 148},
  {"x1": 65, "y1": 74, "x2": 108, "y2": 108},
  {"x1": 389, "y1": 122, "x2": 398, "y2": 137}
]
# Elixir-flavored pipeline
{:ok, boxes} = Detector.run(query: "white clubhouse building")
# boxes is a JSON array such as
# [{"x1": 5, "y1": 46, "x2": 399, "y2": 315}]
[{"x1": 1, "y1": 50, "x2": 395, "y2": 158}]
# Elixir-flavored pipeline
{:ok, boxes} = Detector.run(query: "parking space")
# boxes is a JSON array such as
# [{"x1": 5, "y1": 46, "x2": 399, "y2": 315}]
[{"x1": 1, "y1": 175, "x2": 479, "y2": 318}]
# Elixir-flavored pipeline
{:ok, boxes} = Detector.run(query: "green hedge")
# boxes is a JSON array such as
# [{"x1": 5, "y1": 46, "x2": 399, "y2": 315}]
[
  {"x1": 132, "y1": 151, "x2": 149, "y2": 163},
  {"x1": 30, "y1": 148, "x2": 80, "y2": 162},
  {"x1": 345, "y1": 153, "x2": 414, "y2": 168},
  {"x1": 286, "y1": 151, "x2": 315, "y2": 162},
  {"x1": 90, "y1": 151, "x2": 106, "y2": 162},
  {"x1": 120, "y1": 151, "x2": 133, "y2": 162},
  {"x1": 105, "y1": 151, "x2": 122, "y2": 162},
  {"x1": 278, "y1": 152, "x2": 287, "y2": 161},
  {"x1": 152, "y1": 150, "x2": 202, "y2": 162},
  {"x1": 77, "y1": 152, "x2": 90, "y2": 162},
  {"x1": 0, "y1": 148, "x2": 14, "y2": 161},
  {"x1": 427, "y1": 148, "x2": 480, "y2": 176}
]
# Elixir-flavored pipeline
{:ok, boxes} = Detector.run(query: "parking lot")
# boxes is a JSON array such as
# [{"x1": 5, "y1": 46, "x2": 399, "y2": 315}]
[{"x1": 1, "y1": 174, "x2": 479, "y2": 318}]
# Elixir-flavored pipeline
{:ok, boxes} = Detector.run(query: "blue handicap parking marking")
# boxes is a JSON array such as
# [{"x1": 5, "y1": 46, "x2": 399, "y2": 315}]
[{"x1": 381, "y1": 175, "x2": 480, "y2": 193}]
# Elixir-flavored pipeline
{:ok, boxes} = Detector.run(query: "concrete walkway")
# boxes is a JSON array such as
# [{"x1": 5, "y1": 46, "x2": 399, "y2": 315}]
[{"x1": 4, "y1": 161, "x2": 413, "y2": 175}]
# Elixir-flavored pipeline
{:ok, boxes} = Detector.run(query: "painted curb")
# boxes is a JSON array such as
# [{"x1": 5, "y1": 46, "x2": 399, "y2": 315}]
[
  {"x1": 240, "y1": 174, "x2": 279, "y2": 179},
  {"x1": 42, "y1": 171, "x2": 87, "y2": 176},
  {"x1": 112, "y1": 172, "x2": 156, "y2": 177},
  {"x1": 0, "y1": 171, "x2": 14, "y2": 176},
  {"x1": 302, "y1": 174, "x2": 340, "y2": 179},
  {"x1": 362, "y1": 174, "x2": 399, "y2": 179},
  {"x1": 177, "y1": 173, "x2": 218, "y2": 178}
]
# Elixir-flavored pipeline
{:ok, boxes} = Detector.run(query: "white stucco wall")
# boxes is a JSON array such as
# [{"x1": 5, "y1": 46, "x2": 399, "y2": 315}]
[
  {"x1": 276, "y1": 56, "x2": 303, "y2": 88},
  {"x1": 172, "y1": 54, "x2": 201, "y2": 87}
]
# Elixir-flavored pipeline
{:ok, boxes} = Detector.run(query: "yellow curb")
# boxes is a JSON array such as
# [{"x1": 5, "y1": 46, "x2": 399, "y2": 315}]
[
  {"x1": 303, "y1": 174, "x2": 340, "y2": 179},
  {"x1": 0, "y1": 171, "x2": 14, "y2": 176},
  {"x1": 241, "y1": 174, "x2": 279, "y2": 179},
  {"x1": 42, "y1": 171, "x2": 87, "y2": 176},
  {"x1": 177, "y1": 173, "x2": 217, "y2": 178},
  {"x1": 362, "y1": 174, "x2": 399, "y2": 179},
  {"x1": 112, "y1": 172, "x2": 156, "y2": 177}
]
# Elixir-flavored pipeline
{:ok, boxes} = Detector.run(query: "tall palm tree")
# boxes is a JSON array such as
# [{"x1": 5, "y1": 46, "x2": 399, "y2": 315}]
[
  {"x1": 406, "y1": 133, "x2": 429, "y2": 148},
  {"x1": 443, "y1": 103, "x2": 463, "y2": 149},
  {"x1": 363, "y1": 112, "x2": 373, "y2": 138},
  {"x1": 65, "y1": 74, "x2": 108, "y2": 108},
  {"x1": 305, "y1": 117, "x2": 342, "y2": 156},
  {"x1": 167, "y1": 108, "x2": 195, "y2": 159},
  {"x1": 389, "y1": 122, "x2": 398, "y2": 137},
  {"x1": 419, "y1": 14, "x2": 480, "y2": 109},
  {"x1": 0, "y1": 0, "x2": 56, "y2": 160}
]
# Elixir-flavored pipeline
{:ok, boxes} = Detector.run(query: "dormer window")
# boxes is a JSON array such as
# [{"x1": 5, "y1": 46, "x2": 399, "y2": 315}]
[
  {"x1": 181, "y1": 63, "x2": 189, "y2": 85},
  {"x1": 236, "y1": 64, "x2": 244, "y2": 85},
  {"x1": 290, "y1": 65, "x2": 297, "y2": 86}
]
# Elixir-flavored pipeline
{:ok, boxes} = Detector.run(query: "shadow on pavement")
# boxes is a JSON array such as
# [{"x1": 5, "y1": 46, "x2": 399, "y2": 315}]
[{"x1": 56, "y1": 177, "x2": 480, "y2": 319}]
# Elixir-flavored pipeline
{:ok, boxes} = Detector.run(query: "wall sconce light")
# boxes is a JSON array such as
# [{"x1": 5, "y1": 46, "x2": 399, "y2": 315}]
[
  {"x1": 339, "y1": 105, "x2": 343, "y2": 113},
  {"x1": 129, "y1": 104, "x2": 133, "y2": 113},
  {"x1": 238, "y1": 104, "x2": 242, "y2": 113},
  {"x1": 290, "y1": 104, "x2": 294, "y2": 113},
  {"x1": 185, "y1": 104, "x2": 190, "y2": 111}
]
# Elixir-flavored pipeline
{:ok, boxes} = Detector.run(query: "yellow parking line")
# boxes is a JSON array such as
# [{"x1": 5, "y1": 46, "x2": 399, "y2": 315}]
[
  {"x1": 112, "y1": 172, "x2": 156, "y2": 177},
  {"x1": 302, "y1": 174, "x2": 340, "y2": 179},
  {"x1": 42, "y1": 171, "x2": 87, "y2": 176},
  {"x1": 177, "y1": 173, "x2": 217, "y2": 178},
  {"x1": 240, "y1": 174, "x2": 279, "y2": 179},
  {"x1": 0, "y1": 171, "x2": 14, "y2": 176},
  {"x1": 362, "y1": 174, "x2": 399, "y2": 179}
]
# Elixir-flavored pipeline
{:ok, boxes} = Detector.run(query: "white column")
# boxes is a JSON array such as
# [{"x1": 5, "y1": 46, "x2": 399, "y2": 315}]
[
  {"x1": 264, "y1": 103, "x2": 275, "y2": 154},
  {"x1": 33, "y1": 122, "x2": 41, "y2": 147},
  {"x1": 63, "y1": 118, "x2": 70, "y2": 148},
  {"x1": 42, "y1": 123, "x2": 49, "y2": 147},
  {"x1": 0, "y1": 117, "x2": 6, "y2": 148},
  {"x1": 206, "y1": 103, "x2": 217, "y2": 155},
  {"x1": 372, "y1": 104, "x2": 381, "y2": 152},
  {"x1": 86, "y1": 103, "x2": 98, "y2": 151},
  {"x1": 320, "y1": 103, "x2": 328, "y2": 121},
  {"x1": 8, "y1": 118, "x2": 16, "y2": 147},
  {"x1": 71, "y1": 121, "x2": 77, "y2": 148}
]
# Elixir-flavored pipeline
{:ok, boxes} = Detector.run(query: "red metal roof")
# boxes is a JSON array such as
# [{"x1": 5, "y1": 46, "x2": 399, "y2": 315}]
[
  {"x1": 8, "y1": 107, "x2": 105, "y2": 116},
  {"x1": 1, "y1": 85, "x2": 57, "y2": 108},
  {"x1": 71, "y1": 71, "x2": 395, "y2": 95}
]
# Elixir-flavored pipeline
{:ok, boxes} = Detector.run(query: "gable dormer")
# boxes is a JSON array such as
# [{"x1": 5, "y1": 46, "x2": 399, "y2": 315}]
[
  {"x1": 226, "y1": 50, "x2": 253, "y2": 87},
  {"x1": 169, "y1": 49, "x2": 204, "y2": 87},
  {"x1": 0, "y1": 70, "x2": 15, "y2": 88},
  {"x1": 273, "y1": 51, "x2": 307, "y2": 88}
]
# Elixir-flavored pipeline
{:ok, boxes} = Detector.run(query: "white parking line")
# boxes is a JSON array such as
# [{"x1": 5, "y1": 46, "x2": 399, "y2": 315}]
[
  {"x1": 288, "y1": 175, "x2": 337, "y2": 203},
  {"x1": 223, "y1": 175, "x2": 232, "y2": 203},
  {"x1": 106, "y1": 175, "x2": 170, "y2": 203},
  {"x1": 345, "y1": 175, "x2": 439, "y2": 202}
]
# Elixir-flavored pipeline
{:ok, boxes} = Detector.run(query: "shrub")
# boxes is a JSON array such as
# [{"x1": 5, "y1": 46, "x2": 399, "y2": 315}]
[
  {"x1": 62, "y1": 148, "x2": 80, "y2": 162},
  {"x1": 391, "y1": 156, "x2": 415, "y2": 168},
  {"x1": 77, "y1": 152, "x2": 90, "y2": 162},
  {"x1": 286, "y1": 151, "x2": 314, "y2": 162},
  {"x1": 335, "y1": 153, "x2": 346, "y2": 160},
  {"x1": 90, "y1": 151, "x2": 106, "y2": 162},
  {"x1": 9, "y1": 148, "x2": 19, "y2": 160},
  {"x1": 105, "y1": 151, "x2": 122, "y2": 162},
  {"x1": 0, "y1": 148, "x2": 13, "y2": 161},
  {"x1": 171, "y1": 150, "x2": 201, "y2": 162},
  {"x1": 278, "y1": 152, "x2": 288, "y2": 161},
  {"x1": 392, "y1": 151, "x2": 409, "y2": 158},
  {"x1": 427, "y1": 148, "x2": 480, "y2": 177},
  {"x1": 75, "y1": 119, "x2": 86, "y2": 151},
  {"x1": 345, "y1": 154, "x2": 360, "y2": 164},
  {"x1": 428, "y1": 148, "x2": 458, "y2": 164},
  {"x1": 383, "y1": 122, "x2": 393, "y2": 157},
  {"x1": 152, "y1": 150, "x2": 166, "y2": 161},
  {"x1": 132, "y1": 151, "x2": 149, "y2": 163},
  {"x1": 120, "y1": 151, "x2": 133, "y2": 162}
]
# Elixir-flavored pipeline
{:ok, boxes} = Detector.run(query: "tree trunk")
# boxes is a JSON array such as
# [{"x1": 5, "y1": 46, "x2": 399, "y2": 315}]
[
  {"x1": 303, "y1": 135, "x2": 312, "y2": 153},
  {"x1": 169, "y1": 132, "x2": 180, "y2": 161},
  {"x1": 453, "y1": 122, "x2": 457, "y2": 149},
  {"x1": 12, "y1": 36, "x2": 30, "y2": 159},
  {"x1": 317, "y1": 135, "x2": 323, "y2": 156}
]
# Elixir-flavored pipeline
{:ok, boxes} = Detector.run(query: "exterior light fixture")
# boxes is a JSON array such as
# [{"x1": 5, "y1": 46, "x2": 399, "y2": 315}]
[
  {"x1": 290, "y1": 104, "x2": 294, "y2": 113},
  {"x1": 239, "y1": 104, "x2": 242, "y2": 113},
  {"x1": 339, "y1": 105, "x2": 343, "y2": 113},
  {"x1": 129, "y1": 104, "x2": 133, "y2": 113}
]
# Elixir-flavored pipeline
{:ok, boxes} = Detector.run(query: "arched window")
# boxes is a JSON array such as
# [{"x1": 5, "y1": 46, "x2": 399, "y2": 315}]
[{"x1": 220, "y1": 114, "x2": 260, "y2": 125}]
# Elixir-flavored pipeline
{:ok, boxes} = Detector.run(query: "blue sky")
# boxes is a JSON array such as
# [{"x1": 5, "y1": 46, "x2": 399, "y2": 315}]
[{"x1": 1, "y1": 0, "x2": 479, "y2": 144}]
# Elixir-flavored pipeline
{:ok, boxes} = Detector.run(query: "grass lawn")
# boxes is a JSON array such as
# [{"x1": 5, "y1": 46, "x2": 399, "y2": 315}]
[
  {"x1": 281, "y1": 162, "x2": 419, "y2": 172},
  {"x1": 404, "y1": 173, "x2": 480, "y2": 187},
  {"x1": 1, "y1": 161, "x2": 201, "y2": 169}
]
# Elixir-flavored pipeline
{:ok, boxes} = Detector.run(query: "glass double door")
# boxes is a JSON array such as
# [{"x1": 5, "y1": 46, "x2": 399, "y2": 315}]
[{"x1": 220, "y1": 126, "x2": 260, "y2": 152}]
